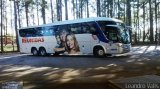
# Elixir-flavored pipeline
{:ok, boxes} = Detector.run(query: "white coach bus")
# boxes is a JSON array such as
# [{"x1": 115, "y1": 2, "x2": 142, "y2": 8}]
[{"x1": 18, "y1": 17, "x2": 131, "y2": 57}]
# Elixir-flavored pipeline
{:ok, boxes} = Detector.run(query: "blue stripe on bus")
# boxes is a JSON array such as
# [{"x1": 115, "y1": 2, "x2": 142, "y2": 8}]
[{"x1": 95, "y1": 22, "x2": 109, "y2": 43}]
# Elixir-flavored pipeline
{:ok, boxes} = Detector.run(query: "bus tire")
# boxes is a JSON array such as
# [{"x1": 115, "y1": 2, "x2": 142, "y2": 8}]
[
  {"x1": 39, "y1": 47, "x2": 47, "y2": 56},
  {"x1": 93, "y1": 47, "x2": 105, "y2": 57},
  {"x1": 31, "y1": 47, "x2": 38, "y2": 56},
  {"x1": 54, "y1": 52, "x2": 59, "y2": 56}
]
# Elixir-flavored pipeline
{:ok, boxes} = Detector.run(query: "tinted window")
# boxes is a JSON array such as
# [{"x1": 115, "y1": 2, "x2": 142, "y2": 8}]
[
  {"x1": 19, "y1": 26, "x2": 57, "y2": 37},
  {"x1": 81, "y1": 22, "x2": 96, "y2": 34},
  {"x1": 35, "y1": 27, "x2": 43, "y2": 36},
  {"x1": 56, "y1": 25, "x2": 70, "y2": 34},
  {"x1": 19, "y1": 28, "x2": 37, "y2": 37},
  {"x1": 98, "y1": 21, "x2": 125, "y2": 30},
  {"x1": 41, "y1": 26, "x2": 56, "y2": 36},
  {"x1": 103, "y1": 27, "x2": 119, "y2": 42},
  {"x1": 19, "y1": 29, "x2": 26, "y2": 37},
  {"x1": 70, "y1": 23, "x2": 82, "y2": 34},
  {"x1": 98, "y1": 21, "x2": 116, "y2": 26}
]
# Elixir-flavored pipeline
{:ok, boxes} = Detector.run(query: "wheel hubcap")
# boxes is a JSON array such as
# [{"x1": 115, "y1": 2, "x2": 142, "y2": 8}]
[
  {"x1": 98, "y1": 50, "x2": 104, "y2": 55},
  {"x1": 40, "y1": 49, "x2": 46, "y2": 56},
  {"x1": 33, "y1": 50, "x2": 37, "y2": 55},
  {"x1": 41, "y1": 51, "x2": 45, "y2": 55}
]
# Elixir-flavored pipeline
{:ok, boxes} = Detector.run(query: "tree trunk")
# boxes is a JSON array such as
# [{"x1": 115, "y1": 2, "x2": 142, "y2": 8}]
[
  {"x1": 25, "y1": 3, "x2": 29, "y2": 26},
  {"x1": 72, "y1": 0, "x2": 75, "y2": 19},
  {"x1": 16, "y1": 1, "x2": 21, "y2": 28},
  {"x1": 97, "y1": 0, "x2": 101, "y2": 17},
  {"x1": 126, "y1": 0, "x2": 132, "y2": 43},
  {"x1": 137, "y1": 0, "x2": 140, "y2": 42},
  {"x1": 76, "y1": 0, "x2": 78, "y2": 19},
  {"x1": 50, "y1": 0, "x2": 54, "y2": 22},
  {"x1": 1, "y1": 0, "x2": 3, "y2": 52},
  {"x1": 149, "y1": 0, "x2": 154, "y2": 43},
  {"x1": 64, "y1": 0, "x2": 68, "y2": 20},
  {"x1": 117, "y1": 0, "x2": 120, "y2": 19},
  {"x1": 133, "y1": 8, "x2": 137, "y2": 43},
  {"x1": 101, "y1": 0, "x2": 106, "y2": 17},
  {"x1": 56, "y1": 0, "x2": 62, "y2": 21},
  {"x1": 143, "y1": 2, "x2": 146, "y2": 42},
  {"x1": 107, "y1": 0, "x2": 109, "y2": 17},
  {"x1": 126, "y1": 0, "x2": 131, "y2": 26},
  {"x1": 14, "y1": 0, "x2": 19, "y2": 52},
  {"x1": 86, "y1": 0, "x2": 89, "y2": 18},
  {"x1": 31, "y1": 3, "x2": 35, "y2": 25},
  {"x1": 36, "y1": 0, "x2": 39, "y2": 25},
  {"x1": 5, "y1": 10, "x2": 7, "y2": 46},
  {"x1": 109, "y1": 0, "x2": 113, "y2": 17},
  {"x1": 155, "y1": 0, "x2": 158, "y2": 44},
  {"x1": 80, "y1": 0, "x2": 83, "y2": 18},
  {"x1": 41, "y1": 0, "x2": 46, "y2": 24}
]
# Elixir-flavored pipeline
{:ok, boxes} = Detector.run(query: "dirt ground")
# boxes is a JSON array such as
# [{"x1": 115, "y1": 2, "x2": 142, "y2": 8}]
[
  {"x1": 0, "y1": 56, "x2": 160, "y2": 89},
  {"x1": 0, "y1": 45, "x2": 160, "y2": 89}
]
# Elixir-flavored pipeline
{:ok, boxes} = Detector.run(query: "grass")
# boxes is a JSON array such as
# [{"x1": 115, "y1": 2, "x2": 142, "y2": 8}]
[{"x1": 0, "y1": 44, "x2": 17, "y2": 52}]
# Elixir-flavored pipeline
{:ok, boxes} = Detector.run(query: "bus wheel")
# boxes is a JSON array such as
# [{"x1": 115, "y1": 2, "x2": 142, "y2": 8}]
[
  {"x1": 54, "y1": 52, "x2": 59, "y2": 56},
  {"x1": 94, "y1": 47, "x2": 105, "y2": 57},
  {"x1": 31, "y1": 48, "x2": 38, "y2": 56},
  {"x1": 39, "y1": 48, "x2": 46, "y2": 56}
]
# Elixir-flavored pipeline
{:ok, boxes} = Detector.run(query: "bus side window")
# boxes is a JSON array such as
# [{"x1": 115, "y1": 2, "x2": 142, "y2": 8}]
[
  {"x1": 32, "y1": 28, "x2": 37, "y2": 37},
  {"x1": 70, "y1": 23, "x2": 81, "y2": 34},
  {"x1": 42, "y1": 27, "x2": 48, "y2": 36},
  {"x1": 70, "y1": 25, "x2": 76, "y2": 34},
  {"x1": 88, "y1": 22, "x2": 96, "y2": 34},
  {"x1": 82, "y1": 24, "x2": 89, "y2": 33},
  {"x1": 40, "y1": 26, "x2": 56, "y2": 36},
  {"x1": 47, "y1": 26, "x2": 56, "y2": 36},
  {"x1": 19, "y1": 29, "x2": 26, "y2": 37},
  {"x1": 81, "y1": 26, "x2": 87, "y2": 33},
  {"x1": 60, "y1": 25, "x2": 69, "y2": 31},
  {"x1": 82, "y1": 22, "x2": 96, "y2": 34},
  {"x1": 36, "y1": 27, "x2": 43, "y2": 36},
  {"x1": 57, "y1": 25, "x2": 70, "y2": 37},
  {"x1": 52, "y1": 26, "x2": 57, "y2": 35},
  {"x1": 25, "y1": 28, "x2": 36, "y2": 37}
]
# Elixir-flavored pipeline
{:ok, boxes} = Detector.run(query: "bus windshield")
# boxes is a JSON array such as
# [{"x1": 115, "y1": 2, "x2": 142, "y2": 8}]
[
  {"x1": 102, "y1": 26, "x2": 130, "y2": 44},
  {"x1": 98, "y1": 21, "x2": 130, "y2": 44},
  {"x1": 97, "y1": 21, "x2": 126, "y2": 28},
  {"x1": 119, "y1": 27, "x2": 130, "y2": 44},
  {"x1": 102, "y1": 26, "x2": 119, "y2": 42}
]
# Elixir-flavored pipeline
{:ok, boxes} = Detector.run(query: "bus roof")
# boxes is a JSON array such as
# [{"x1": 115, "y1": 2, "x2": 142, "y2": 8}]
[{"x1": 19, "y1": 17, "x2": 123, "y2": 29}]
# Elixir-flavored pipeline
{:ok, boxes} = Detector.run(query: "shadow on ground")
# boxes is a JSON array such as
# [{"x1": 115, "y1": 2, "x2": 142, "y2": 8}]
[
  {"x1": 0, "y1": 56, "x2": 160, "y2": 89},
  {"x1": 0, "y1": 45, "x2": 160, "y2": 89}
]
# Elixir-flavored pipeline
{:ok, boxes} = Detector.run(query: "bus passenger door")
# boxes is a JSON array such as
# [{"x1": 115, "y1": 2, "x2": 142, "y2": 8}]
[{"x1": 108, "y1": 41, "x2": 119, "y2": 54}]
